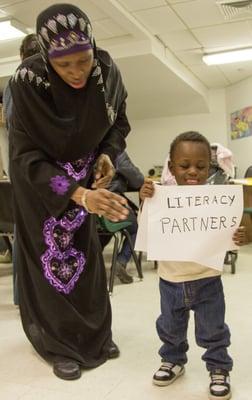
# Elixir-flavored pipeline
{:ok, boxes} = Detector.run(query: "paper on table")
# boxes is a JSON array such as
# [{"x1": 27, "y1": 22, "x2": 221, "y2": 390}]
[{"x1": 229, "y1": 177, "x2": 252, "y2": 186}]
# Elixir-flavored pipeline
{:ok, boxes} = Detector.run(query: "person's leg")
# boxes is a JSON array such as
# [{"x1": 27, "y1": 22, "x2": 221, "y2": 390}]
[
  {"x1": 116, "y1": 209, "x2": 138, "y2": 267},
  {"x1": 115, "y1": 209, "x2": 137, "y2": 284},
  {"x1": 0, "y1": 237, "x2": 12, "y2": 263},
  {"x1": 193, "y1": 276, "x2": 232, "y2": 399},
  {"x1": 157, "y1": 279, "x2": 189, "y2": 363},
  {"x1": 153, "y1": 278, "x2": 189, "y2": 386},
  {"x1": 0, "y1": 237, "x2": 7, "y2": 252},
  {"x1": 99, "y1": 232, "x2": 113, "y2": 250},
  {"x1": 193, "y1": 277, "x2": 232, "y2": 371}
]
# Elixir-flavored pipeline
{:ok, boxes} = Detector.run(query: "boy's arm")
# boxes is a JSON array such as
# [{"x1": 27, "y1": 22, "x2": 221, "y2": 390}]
[{"x1": 232, "y1": 226, "x2": 248, "y2": 246}]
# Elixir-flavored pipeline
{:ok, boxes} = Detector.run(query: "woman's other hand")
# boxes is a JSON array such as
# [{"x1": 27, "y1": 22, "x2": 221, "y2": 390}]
[
  {"x1": 86, "y1": 189, "x2": 129, "y2": 221},
  {"x1": 72, "y1": 187, "x2": 129, "y2": 221},
  {"x1": 92, "y1": 154, "x2": 115, "y2": 189},
  {"x1": 232, "y1": 226, "x2": 248, "y2": 246},
  {"x1": 139, "y1": 178, "x2": 155, "y2": 201}
]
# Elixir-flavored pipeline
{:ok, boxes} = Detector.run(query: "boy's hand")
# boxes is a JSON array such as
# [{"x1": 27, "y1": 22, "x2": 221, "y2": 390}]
[
  {"x1": 232, "y1": 226, "x2": 248, "y2": 246},
  {"x1": 139, "y1": 178, "x2": 155, "y2": 201}
]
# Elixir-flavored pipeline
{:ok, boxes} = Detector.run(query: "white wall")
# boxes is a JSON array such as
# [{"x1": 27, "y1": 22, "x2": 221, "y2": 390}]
[
  {"x1": 126, "y1": 89, "x2": 227, "y2": 176},
  {"x1": 226, "y1": 77, "x2": 252, "y2": 178}
]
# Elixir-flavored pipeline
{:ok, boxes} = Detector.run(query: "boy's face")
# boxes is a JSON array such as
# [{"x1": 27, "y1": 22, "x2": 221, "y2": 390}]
[{"x1": 169, "y1": 141, "x2": 210, "y2": 185}]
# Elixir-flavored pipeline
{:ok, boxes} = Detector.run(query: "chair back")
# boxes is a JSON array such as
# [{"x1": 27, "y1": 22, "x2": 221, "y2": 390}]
[{"x1": 98, "y1": 216, "x2": 132, "y2": 233}]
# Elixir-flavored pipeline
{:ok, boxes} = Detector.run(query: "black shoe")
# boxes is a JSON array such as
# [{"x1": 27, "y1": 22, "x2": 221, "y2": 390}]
[
  {"x1": 108, "y1": 341, "x2": 120, "y2": 359},
  {"x1": 116, "y1": 262, "x2": 133, "y2": 284},
  {"x1": 53, "y1": 357, "x2": 81, "y2": 380},
  {"x1": 153, "y1": 362, "x2": 185, "y2": 386}
]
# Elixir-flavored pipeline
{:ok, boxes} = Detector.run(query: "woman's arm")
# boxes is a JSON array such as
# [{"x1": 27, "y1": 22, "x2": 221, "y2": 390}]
[{"x1": 98, "y1": 100, "x2": 130, "y2": 164}]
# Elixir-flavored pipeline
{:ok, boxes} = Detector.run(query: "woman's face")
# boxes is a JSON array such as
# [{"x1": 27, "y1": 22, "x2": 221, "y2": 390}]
[{"x1": 49, "y1": 49, "x2": 94, "y2": 89}]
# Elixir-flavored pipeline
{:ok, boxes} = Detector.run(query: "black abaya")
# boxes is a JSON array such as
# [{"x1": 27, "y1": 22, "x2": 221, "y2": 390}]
[{"x1": 9, "y1": 12, "x2": 130, "y2": 365}]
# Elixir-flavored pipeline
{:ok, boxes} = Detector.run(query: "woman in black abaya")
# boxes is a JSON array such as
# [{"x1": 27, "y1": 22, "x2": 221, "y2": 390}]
[{"x1": 9, "y1": 3, "x2": 130, "y2": 380}]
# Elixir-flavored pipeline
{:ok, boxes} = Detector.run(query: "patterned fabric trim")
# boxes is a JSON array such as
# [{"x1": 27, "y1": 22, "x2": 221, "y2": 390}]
[
  {"x1": 106, "y1": 102, "x2": 117, "y2": 124},
  {"x1": 38, "y1": 12, "x2": 94, "y2": 60},
  {"x1": 49, "y1": 175, "x2": 70, "y2": 195},
  {"x1": 42, "y1": 152, "x2": 96, "y2": 293},
  {"x1": 48, "y1": 31, "x2": 92, "y2": 57},
  {"x1": 13, "y1": 67, "x2": 50, "y2": 89},
  {"x1": 58, "y1": 152, "x2": 95, "y2": 181},
  {"x1": 41, "y1": 207, "x2": 87, "y2": 294}
]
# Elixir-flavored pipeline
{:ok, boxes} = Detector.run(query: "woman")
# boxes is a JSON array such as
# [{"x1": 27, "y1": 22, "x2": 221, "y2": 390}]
[{"x1": 9, "y1": 3, "x2": 130, "y2": 380}]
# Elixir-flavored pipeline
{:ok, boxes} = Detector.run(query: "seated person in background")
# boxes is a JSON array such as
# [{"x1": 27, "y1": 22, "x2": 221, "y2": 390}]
[
  {"x1": 244, "y1": 165, "x2": 252, "y2": 178},
  {"x1": 0, "y1": 237, "x2": 12, "y2": 263},
  {"x1": 2, "y1": 33, "x2": 41, "y2": 305},
  {"x1": 207, "y1": 143, "x2": 235, "y2": 184},
  {"x1": 100, "y1": 151, "x2": 144, "y2": 284}
]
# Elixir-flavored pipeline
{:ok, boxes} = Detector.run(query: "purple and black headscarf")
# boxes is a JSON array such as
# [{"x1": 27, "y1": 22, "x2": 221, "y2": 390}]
[
  {"x1": 10, "y1": 3, "x2": 130, "y2": 163},
  {"x1": 36, "y1": 3, "x2": 94, "y2": 60}
]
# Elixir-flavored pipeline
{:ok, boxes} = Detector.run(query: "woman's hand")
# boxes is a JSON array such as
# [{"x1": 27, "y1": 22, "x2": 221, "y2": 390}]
[
  {"x1": 92, "y1": 154, "x2": 115, "y2": 189},
  {"x1": 139, "y1": 178, "x2": 155, "y2": 201},
  {"x1": 86, "y1": 189, "x2": 129, "y2": 221},
  {"x1": 232, "y1": 226, "x2": 248, "y2": 246},
  {"x1": 71, "y1": 187, "x2": 129, "y2": 221}
]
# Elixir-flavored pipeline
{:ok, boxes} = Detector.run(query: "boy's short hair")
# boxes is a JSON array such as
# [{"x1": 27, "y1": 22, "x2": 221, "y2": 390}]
[
  {"x1": 170, "y1": 131, "x2": 211, "y2": 161},
  {"x1": 20, "y1": 34, "x2": 40, "y2": 60}
]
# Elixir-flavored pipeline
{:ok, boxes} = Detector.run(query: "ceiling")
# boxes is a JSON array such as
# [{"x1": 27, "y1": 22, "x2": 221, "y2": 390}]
[{"x1": 1, "y1": 0, "x2": 252, "y2": 119}]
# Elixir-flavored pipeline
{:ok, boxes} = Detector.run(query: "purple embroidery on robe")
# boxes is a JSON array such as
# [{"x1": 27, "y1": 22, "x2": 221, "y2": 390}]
[
  {"x1": 41, "y1": 207, "x2": 87, "y2": 294},
  {"x1": 41, "y1": 248, "x2": 85, "y2": 294},
  {"x1": 58, "y1": 152, "x2": 95, "y2": 181},
  {"x1": 50, "y1": 175, "x2": 70, "y2": 195},
  {"x1": 42, "y1": 152, "x2": 96, "y2": 292}
]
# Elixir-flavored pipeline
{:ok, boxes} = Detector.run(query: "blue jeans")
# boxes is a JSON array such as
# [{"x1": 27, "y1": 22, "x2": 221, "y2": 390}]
[
  {"x1": 156, "y1": 276, "x2": 233, "y2": 372},
  {"x1": 117, "y1": 209, "x2": 138, "y2": 267}
]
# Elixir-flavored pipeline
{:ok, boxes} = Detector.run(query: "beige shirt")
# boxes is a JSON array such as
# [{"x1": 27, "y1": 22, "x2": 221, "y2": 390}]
[{"x1": 158, "y1": 260, "x2": 221, "y2": 283}]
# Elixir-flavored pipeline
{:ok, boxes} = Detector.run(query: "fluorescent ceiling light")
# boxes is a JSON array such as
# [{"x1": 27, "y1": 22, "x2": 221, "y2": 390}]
[
  {"x1": 0, "y1": 19, "x2": 27, "y2": 41},
  {"x1": 203, "y1": 48, "x2": 252, "y2": 65}
]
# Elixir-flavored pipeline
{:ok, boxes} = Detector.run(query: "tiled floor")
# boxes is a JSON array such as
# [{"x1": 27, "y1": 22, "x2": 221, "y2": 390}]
[{"x1": 1, "y1": 245, "x2": 252, "y2": 400}]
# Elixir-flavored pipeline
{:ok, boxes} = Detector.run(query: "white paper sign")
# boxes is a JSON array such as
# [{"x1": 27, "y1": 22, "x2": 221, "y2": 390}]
[
  {"x1": 134, "y1": 198, "x2": 149, "y2": 251},
  {"x1": 135, "y1": 184, "x2": 243, "y2": 270}
]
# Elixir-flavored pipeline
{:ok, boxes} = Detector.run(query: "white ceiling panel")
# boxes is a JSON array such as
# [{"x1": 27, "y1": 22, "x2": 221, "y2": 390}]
[
  {"x1": 92, "y1": 18, "x2": 128, "y2": 41},
  {"x1": 171, "y1": 0, "x2": 225, "y2": 28},
  {"x1": 117, "y1": 0, "x2": 166, "y2": 12},
  {"x1": 0, "y1": 0, "x2": 20, "y2": 5},
  {"x1": 1, "y1": 0, "x2": 107, "y2": 30},
  {"x1": 219, "y1": 62, "x2": 252, "y2": 85},
  {"x1": 0, "y1": 8, "x2": 8, "y2": 17},
  {"x1": 160, "y1": 30, "x2": 200, "y2": 51},
  {"x1": 133, "y1": 5, "x2": 185, "y2": 35},
  {"x1": 192, "y1": 21, "x2": 252, "y2": 49},
  {"x1": 1, "y1": 0, "x2": 252, "y2": 118},
  {"x1": 189, "y1": 64, "x2": 230, "y2": 88},
  {"x1": 167, "y1": 0, "x2": 193, "y2": 3},
  {"x1": 175, "y1": 50, "x2": 204, "y2": 66}
]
